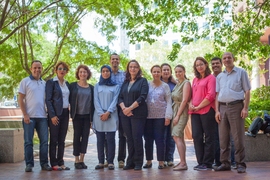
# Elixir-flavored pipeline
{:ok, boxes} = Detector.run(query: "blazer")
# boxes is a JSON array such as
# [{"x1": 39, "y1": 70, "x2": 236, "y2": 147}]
[
  {"x1": 69, "y1": 82, "x2": 95, "y2": 122},
  {"x1": 118, "y1": 77, "x2": 149, "y2": 118},
  {"x1": 45, "y1": 79, "x2": 69, "y2": 119}
]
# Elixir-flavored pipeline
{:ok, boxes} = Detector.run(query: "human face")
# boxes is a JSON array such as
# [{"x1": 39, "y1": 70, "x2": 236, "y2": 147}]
[
  {"x1": 175, "y1": 66, "x2": 185, "y2": 80},
  {"x1": 161, "y1": 65, "x2": 171, "y2": 81},
  {"x1": 30, "y1": 62, "x2": 42, "y2": 80},
  {"x1": 195, "y1": 60, "x2": 206, "y2": 75},
  {"x1": 222, "y1": 52, "x2": 234, "y2": 69},
  {"x1": 211, "y1": 60, "x2": 222, "y2": 76},
  {"x1": 128, "y1": 62, "x2": 139, "y2": 77},
  {"x1": 151, "y1": 67, "x2": 161, "y2": 81},
  {"x1": 56, "y1": 64, "x2": 67, "y2": 79},
  {"x1": 110, "y1": 55, "x2": 120, "y2": 69},
  {"x1": 101, "y1": 67, "x2": 110, "y2": 79},
  {"x1": 78, "y1": 68, "x2": 88, "y2": 81}
]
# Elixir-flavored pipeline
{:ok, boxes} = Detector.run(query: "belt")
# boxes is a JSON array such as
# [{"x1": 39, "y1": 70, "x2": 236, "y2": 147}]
[{"x1": 219, "y1": 100, "x2": 243, "y2": 106}]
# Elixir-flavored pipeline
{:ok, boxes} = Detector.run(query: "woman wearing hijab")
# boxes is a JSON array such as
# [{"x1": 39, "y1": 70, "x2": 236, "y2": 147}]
[{"x1": 93, "y1": 65, "x2": 120, "y2": 170}]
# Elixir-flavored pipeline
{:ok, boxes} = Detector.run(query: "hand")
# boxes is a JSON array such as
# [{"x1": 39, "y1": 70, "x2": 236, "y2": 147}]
[
  {"x1": 100, "y1": 112, "x2": 110, "y2": 121},
  {"x1": 23, "y1": 114, "x2": 30, "y2": 124},
  {"x1": 165, "y1": 119, "x2": 170, "y2": 126},
  {"x1": 173, "y1": 117, "x2": 179, "y2": 126},
  {"x1": 123, "y1": 107, "x2": 132, "y2": 116},
  {"x1": 241, "y1": 108, "x2": 248, "y2": 119},
  {"x1": 51, "y1": 116, "x2": 59, "y2": 126},
  {"x1": 215, "y1": 111, "x2": 221, "y2": 124}
]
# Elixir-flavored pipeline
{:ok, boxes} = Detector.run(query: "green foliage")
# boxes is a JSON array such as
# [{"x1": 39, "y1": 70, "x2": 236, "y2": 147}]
[{"x1": 247, "y1": 86, "x2": 270, "y2": 128}]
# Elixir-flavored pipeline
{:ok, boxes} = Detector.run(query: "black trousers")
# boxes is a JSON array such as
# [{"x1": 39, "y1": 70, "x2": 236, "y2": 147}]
[
  {"x1": 72, "y1": 114, "x2": 91, "y2": 156},
  {"x1": 49, "y1": 108, "x2": 69, "y2": 166},
  {"x1": 144, "y1": 118, "x2": 166, "y2": 161},
  {"x1": 96, "y1": 131, "x2": 116, "y2": 164},
  {"x1": 191, "y1": 108, "x2": 215, "y2": 167},
  {"x1": 121, "y1": 116, "x2": 146, "y2": 167}
]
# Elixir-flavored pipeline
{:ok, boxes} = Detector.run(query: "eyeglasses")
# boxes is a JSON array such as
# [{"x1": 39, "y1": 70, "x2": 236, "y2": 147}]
[
  {"x1": 129, "y1": 66, "x2": 138, "y2": 69},
  {"x1": 195, "y1": 63, "x2": 205, "y2": 68},
  {"x1": 58, "y1": 68, "x2": 67, "y2": 71}
]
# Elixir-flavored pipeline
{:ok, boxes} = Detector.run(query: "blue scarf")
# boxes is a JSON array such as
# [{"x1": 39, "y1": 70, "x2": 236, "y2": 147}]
[{"x1": 99, "y1": 65, "x2": 117, "y2": 86}]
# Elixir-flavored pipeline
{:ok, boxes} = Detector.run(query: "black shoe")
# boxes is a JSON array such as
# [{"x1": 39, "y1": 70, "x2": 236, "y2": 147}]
[
  {"x1": 143, "y1": 163, "x2": 152, "y2": 168},
  {"x1": 214, "y1": 164, "x2": 231, "y2": 171},
  {"x1": 108, "y1": 164, "x2": 115, "y2": 170},
  {"x1": 95, "y1": 164, "x2": 104, "y2": 170},
  {"x1": 74, "y1": 163, "x2": 83, "y2": 169},
  {"x1": 80, "y1": 162, "x2": 88, "y2": 169},
  {"x1": 41, "y1": 164, "x2": 52, "y2": 171},
  {"x1": 123, "y1": 165, "x2": 135, "y2": 170},
  {"x1": 25, "y1": 164, "x2": 33, "y2": 172},
  {"x1": 134, "y1": 165, "x2": 142, "y2": 170},
  {"x1": 237, "y1": 165, "x2": 246, "y2": 173}
]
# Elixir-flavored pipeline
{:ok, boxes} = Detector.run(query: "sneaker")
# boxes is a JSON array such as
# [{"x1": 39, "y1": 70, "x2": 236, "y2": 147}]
[
  {"x1": 25, "y1": 164, "x2": 33, "y2": 172},
  {"x1": 197, "y1": 164, "x2": 209, "y2": 171},
  {"x1": 237, "y1": 164, "x2": 246, "y2": 173},
  {"x1": 193, "y1": 164, "x2": 201, "y2": 170},
  {"x1": 118, "y1": 160, "x2": 125, "y2": 168},
  {"x1": 167, "y1": 161, "x2": 174, "y2": 167},
  {"x1": 214, "y1": 163, "x2": 231, "y2": 171},
  {"x1": 41, "y1": 164, "x2": 52, "y2": 171},
  {"x1": 231, "y1": 162, "x2": 237, "y2": 169}
]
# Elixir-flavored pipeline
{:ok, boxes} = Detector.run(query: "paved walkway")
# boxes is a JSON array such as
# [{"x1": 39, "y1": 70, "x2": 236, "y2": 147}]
[{"x1": 0, "y1": 133, "x2": 269, "y2": 180}]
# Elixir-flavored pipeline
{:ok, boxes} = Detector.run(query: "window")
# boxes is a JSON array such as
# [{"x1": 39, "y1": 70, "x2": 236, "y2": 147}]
[
  {"x1": 204, "y1": 8, "x2": 209, "y2": 14},
  {"x1": 135, "y1": 44, "x2": 141, "y2": 50}
]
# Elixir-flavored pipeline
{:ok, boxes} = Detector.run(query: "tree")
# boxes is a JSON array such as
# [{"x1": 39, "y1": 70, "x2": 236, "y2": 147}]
[
  {"x1": 119, "y1": 0, "x2": 270, "y2": 68},
  {"x1": 0, "y1": 0, "x2": 128, "y2": 98}
]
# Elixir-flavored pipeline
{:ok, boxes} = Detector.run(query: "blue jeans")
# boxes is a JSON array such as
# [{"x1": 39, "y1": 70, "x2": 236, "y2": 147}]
[
  {"x1": 164, "y1": 120, "x2": 175, "y2": 162},
  {"x1": 22, "y1": 118, "x2": 49, "y2": 167}
]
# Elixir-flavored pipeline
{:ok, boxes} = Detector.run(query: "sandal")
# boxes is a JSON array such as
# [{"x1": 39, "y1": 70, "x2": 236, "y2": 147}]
[
  {"x1": 108, "y1": 164, "x2": 115, "y2": 170},
  {"x1": 61, "y1": 165, "x2": 70, "y2": 170},
  {"x1": 52, "y1": 166, "x2": 62, "y2": 171}
]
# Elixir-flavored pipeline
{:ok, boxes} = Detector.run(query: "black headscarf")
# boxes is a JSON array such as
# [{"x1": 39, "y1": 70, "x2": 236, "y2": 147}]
[{"x1": 98, "y1": 65, "x2": 117, "y2": 86}]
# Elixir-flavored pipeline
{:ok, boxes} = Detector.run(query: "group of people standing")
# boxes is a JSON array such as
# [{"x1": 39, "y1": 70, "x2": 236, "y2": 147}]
[{"x1": 19, "y1": 51, "x2": 250, "y2": 174}]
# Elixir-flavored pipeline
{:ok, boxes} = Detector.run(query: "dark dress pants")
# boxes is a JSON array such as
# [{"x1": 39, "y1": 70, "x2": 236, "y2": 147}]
[
  {"x1": 96, "y1": 131, "x2": 116, "y2": 164},
  {"x1": 121, "y1": 116, "x2": 146, "y2": 167},
  {"x1": 191, "y1": 108, "x2": 215, "y2": 167},
  {"x1": 144, "y1": 118, "x2": 166, "y2": 161},
  {"x1": 49, "y1": 108, "x2": 69, "y2": 166},
  {"x1": 72, "y1": 114, "x2": 91, "y2": 156},
  {"x1": 164, "y1": 120, "x2": 175, "y2": 162}
]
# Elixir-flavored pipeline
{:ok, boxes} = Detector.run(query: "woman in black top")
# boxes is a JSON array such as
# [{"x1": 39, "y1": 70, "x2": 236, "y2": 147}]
[
  {"x1": 118, "y1": 60, "x2": 149, "y2": 170},
  {"x1": 69, "y1": 65, "x2": 94, "y2": 169}
]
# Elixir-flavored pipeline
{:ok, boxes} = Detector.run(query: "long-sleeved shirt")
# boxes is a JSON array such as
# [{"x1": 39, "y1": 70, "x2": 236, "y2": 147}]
[
  {"x1": 189, "y1": 74, "x2": 216, "y2": 115},
  {"x1": 146, "y1": 81, "x2": 173, "y2": 119}
]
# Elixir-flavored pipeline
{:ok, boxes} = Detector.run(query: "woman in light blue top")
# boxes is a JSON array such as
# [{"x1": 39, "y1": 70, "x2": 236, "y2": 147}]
[
  {"x1": 93, "y1": 65, "x2": 120, "y2": 170},
  {"x1": 144, "y1": 65, "x2": 173, "y2": 169}
]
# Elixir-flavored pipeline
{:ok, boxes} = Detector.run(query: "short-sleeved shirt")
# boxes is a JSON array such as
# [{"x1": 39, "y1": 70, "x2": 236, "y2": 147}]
[
  {"x1": 216, "y1": 66, "x2": 251, "y2": 102},
  {"x1": 111, "y1": 70, "x2": 125, "y2": 87},
  {"x1": 18, "y1": 75, "x2": 47, "y2": 118}
]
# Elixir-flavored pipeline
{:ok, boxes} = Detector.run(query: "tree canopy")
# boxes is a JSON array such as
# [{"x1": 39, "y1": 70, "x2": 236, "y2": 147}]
[{"x1": 1, "y1": 0, "x2": 270, "y2": 98}]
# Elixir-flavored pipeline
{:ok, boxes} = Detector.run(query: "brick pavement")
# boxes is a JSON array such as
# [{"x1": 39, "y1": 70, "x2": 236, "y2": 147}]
[{"x1": 0, "y1": 133, "x2": 269, "y2": 180}]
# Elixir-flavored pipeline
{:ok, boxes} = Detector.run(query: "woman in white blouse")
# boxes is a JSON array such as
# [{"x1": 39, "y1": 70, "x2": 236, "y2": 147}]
[{"x1": 143, "y1": 65, "x2": 173, "y2": 169}]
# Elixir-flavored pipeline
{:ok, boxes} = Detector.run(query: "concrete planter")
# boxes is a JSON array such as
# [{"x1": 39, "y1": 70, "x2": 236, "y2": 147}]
[
  {"x1": 245, "y1": 133, "x2": 270, "y2": 162},
  {"x1": 0, "y1": 128, "x2": 24, "y2": 163}
]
